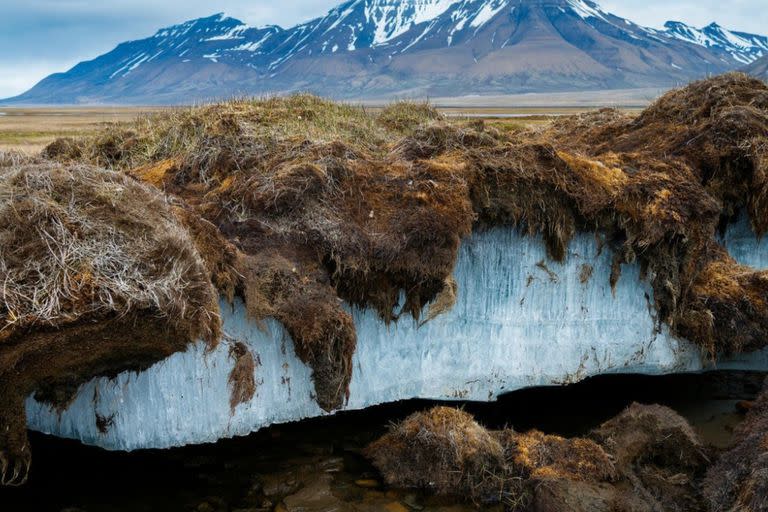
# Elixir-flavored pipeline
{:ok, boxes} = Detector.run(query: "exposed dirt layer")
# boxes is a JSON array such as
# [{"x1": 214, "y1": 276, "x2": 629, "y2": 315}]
[
  {"x1": 228, "y1": 342, "x2": 258, "y2": 413},
  {"x1": 3, "y1": 73, "x2": 768, "y2": 486},
  {"x1": 365, "y1": 404, "x2": 710, "y2": 511}
]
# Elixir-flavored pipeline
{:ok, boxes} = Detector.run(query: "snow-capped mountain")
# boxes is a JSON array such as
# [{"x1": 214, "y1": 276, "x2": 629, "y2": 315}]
[
  {"x1": 664, "y1": 21, "x2": 768, "y2": 65},
  {"x1": 5, "y1": 0, "x2": 767, "y2": 104}
]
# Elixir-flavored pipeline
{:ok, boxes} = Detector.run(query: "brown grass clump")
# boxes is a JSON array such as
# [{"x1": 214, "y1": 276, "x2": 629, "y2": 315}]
[
  {"x1": 592, "y1": 403, "x2": 708, "y2": 471},
  {"x1": 376, "y1": 101, "x2": 442, "y2": 132},
  {"x1": 236, "y1": 251, "x2": 356, "y2": 411},
  {"x1": 41, "y1": 137, "x2": 83, "y2": 162},
  {"x1": 704, "y1": 379, "x2": 768, "y2": 511},
  {"x1": 0, "y1": 150, "x2": 36, "y2": 168},
  {"x1": 498, "y1": 430, "x2": 616, "y2": 483},
  {"x1": 678, "y1": 251, "x2": 768, "y2": 355},
  {"x1": 537, "y1": 74, "x2": 768, "y2": 355},
  {"x1": 44, "y1": 95, "x2": 396, "y2": 170},
  {"x1": 546, "y1": 72, "x2": 768, "y2": 234},
  {"x1": 0, "y1": 162, "x2": 220, "y2": 343},
  {"x1": 0, "y1": 162, "x2": 221, "y2": 486},
  {"x1": 394, "y1": 121, "x2": 501, "y2": 161},
  {"x1": 364, "y1": 407, "x2": 529, "y2": 508},
  {"x1": 43, "y1": 98, "x2": 480, "y2": 410}
]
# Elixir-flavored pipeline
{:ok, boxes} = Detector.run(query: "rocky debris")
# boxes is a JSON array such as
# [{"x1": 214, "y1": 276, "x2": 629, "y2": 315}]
[{"x1": 281, "y1": 473, "x2": 342, "y2": 511}]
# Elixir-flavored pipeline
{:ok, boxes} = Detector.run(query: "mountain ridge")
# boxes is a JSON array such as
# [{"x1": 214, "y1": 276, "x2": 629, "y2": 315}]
[{"x1": 4, "y1": 0, "x2": 767, "y2": 104}]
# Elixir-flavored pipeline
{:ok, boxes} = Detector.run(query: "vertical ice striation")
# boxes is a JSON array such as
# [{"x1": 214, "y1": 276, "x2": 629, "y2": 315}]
[{"x1": 25, "y1": 225, "x2": 768, "y2": 451}]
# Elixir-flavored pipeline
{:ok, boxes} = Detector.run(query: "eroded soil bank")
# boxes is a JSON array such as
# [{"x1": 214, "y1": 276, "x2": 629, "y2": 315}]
[
  {"x1": 4, "y1": 73, "x2": 768, "y2": 485},
  {"x1": 0, "y1": 371, "x2": 763, "y2": 512}
]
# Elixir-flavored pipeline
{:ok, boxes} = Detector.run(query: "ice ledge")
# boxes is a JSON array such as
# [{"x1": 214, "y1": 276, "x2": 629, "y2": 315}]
[{"x1": 26, "y1": 220, "x2": 768, "y2": 451}]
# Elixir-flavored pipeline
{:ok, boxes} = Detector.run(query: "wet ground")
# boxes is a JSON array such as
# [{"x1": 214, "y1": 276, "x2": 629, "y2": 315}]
[{"x1": 1, "y1": 371, "x2": 764, "y2": 512}]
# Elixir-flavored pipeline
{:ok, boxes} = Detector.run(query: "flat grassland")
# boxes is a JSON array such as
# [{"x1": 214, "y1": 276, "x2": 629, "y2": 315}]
[
  {"x1": 0, "y1": 108, "x2": 165, "y2": 153},
  {"x1": 0, "y1": 105, "x2": 643, "y2": 153}
]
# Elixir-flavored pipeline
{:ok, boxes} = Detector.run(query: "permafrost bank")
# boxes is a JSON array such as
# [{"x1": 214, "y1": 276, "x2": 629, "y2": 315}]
[{"x1": 26, "y1": 216, "x2": 768, "y2": 450}]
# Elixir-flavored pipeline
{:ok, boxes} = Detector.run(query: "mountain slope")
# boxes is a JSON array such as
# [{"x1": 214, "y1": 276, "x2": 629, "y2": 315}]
[
  {"x1": 5, "y1": 0, "x2": 767, "y2": 104},
  {"x1": 744, "y1": 55, "x2": 768, "y2": 79}
]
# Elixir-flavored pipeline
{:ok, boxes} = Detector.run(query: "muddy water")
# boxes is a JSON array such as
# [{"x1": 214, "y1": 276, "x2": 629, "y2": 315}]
[{"x1": 1, "y1": 371, "x2": 764, "y2": 512}]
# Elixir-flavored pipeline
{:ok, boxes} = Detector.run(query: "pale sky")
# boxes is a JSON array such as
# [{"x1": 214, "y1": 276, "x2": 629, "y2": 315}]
[{"x1": 0, "y1": 0, "x2": 765, "y2": 98}]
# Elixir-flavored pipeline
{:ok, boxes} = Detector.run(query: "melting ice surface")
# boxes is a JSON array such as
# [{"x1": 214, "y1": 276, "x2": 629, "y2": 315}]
[{"x1": 26, "y1": 220, "x2": 768, "y2": 451}]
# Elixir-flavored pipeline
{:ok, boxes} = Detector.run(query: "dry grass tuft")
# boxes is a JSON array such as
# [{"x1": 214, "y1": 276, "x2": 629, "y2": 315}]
[
  {"x1": 0, "y1": 150, "x2": 38, "y2": 168},
  {"x1": 498, "y1": 429, "x2": 616, "y2": 483},
  {"x1": 377, "y1": 101, "x2": 442, "y2": 132},
  {"x1": 590, "y1": 403, "x2": 709, "y2": 512},
  {"x1": 364, "y1": 407, "x2": 530, "y2": 508},
  {"x1": 0, "y1": 161, "x2": 223, "y2": 486},
  {"x1": 0, "y1": 162, "x2": 220, "y2": 343}
]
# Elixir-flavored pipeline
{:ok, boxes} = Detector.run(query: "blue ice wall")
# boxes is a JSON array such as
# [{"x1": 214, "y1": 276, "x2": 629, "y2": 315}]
[{"x1": 25, "y1": 224, "x2": 768, "y2": 450}]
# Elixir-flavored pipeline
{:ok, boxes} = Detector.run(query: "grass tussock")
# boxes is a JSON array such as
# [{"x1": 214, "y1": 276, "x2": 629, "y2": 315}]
[
  {"x1": 376, "y1": 100, "x2": 442, "y2": 132},
  {"x1": 0, "y1": 162, "x2": 220, "y2": 344},
  {"x1": 363, "y1": 407, "x2": 531, "y2": 509},
  {"x1": 498, "y1": 429, "x2": 616, "y2": 483},
  {"x1": 228, "y1": 342, "x2": 257, "y2": 413},
  {"x1": 0, "y1": 150, "x2": 36, "y2": 168},
  {"x1": 365, "y1": 405, "x2": 706, "y2": 511},
  {"x1": 0, "y1": 161, "x2": 223, "y2": 486},
  {"x1": 45, "y1": 94, "x2": 441, "y2": 171},
  {"x1": 590, "y1": 403, "x2": 710, "y2": 512}
]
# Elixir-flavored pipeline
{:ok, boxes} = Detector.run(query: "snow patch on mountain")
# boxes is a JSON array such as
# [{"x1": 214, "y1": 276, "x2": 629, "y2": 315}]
[
  {"x1": 367, "y1": 0, "x2": 463, "y2": 45},
  {"x1": 664, "y1": 21, "x2": 768, "y2": 64},
  {"x1": 566, "y1": 0, "x2": 608, "y2": 22},
  {"x1": 109, "y1": 53, "x2": 150, "y2": 79},
  {"x1": 205, "y1": 25, "x2": 249, "y2": 42},
  {"x1": 469, "y1": 0, "x2": 508, "y2": 29}
]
